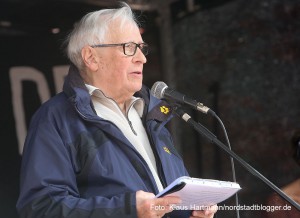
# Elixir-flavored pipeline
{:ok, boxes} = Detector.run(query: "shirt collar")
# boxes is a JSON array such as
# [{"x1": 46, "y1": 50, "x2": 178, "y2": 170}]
[{"x1": 85, "y1": 84, "x2": 145, "y2": 117}]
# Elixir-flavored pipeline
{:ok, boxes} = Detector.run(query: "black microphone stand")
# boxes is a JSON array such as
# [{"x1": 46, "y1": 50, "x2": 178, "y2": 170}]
[{"x1": 173, "y1": 107, "x2": 300, "y2": 211}]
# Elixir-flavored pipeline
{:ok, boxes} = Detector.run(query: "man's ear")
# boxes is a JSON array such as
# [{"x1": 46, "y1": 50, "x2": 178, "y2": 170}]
[{"x1": 81, "y1": 46, "x2": 98, "y2": 71}]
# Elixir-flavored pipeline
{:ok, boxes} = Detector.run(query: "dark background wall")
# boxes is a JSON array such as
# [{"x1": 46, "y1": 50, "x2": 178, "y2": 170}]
[
  {"x1": 173, "y1": 0, "x2": 300, "y2": 217},
  {"x1": 0, "y1": 0, "x2": 300, "y2": 217}
]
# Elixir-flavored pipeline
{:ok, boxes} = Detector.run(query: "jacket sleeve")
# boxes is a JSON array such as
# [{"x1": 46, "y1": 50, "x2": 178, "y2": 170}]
[{"x1": 16, "y1": 111, "x2": 137, "y2": 218}]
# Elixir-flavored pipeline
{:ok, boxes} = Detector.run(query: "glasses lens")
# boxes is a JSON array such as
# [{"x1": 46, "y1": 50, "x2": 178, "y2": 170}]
[
  {"x1": 140, "y1": 43, "x2": 148, "y2": 56},
  {"x1": 123, "y1": 42, "x2": 148, "y2": 56},
  {"x1": 124, "y1": 42, "x2": 136, "y2": 56}
]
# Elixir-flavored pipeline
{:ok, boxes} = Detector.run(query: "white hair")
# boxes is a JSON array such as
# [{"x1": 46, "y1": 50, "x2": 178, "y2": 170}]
[{"x1": 66, "y1": 2, "x2": 139, "y2": 70}]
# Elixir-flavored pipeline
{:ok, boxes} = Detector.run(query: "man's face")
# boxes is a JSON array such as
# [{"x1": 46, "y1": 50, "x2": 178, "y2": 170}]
[{"x1": 92, "y1": 21, "x2": 147, "y2": 103}]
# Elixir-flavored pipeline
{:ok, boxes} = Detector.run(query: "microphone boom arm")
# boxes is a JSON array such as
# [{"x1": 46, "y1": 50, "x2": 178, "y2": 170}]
[{"x1": 173, "y1": 107, "x2": 300, "y2": 211}]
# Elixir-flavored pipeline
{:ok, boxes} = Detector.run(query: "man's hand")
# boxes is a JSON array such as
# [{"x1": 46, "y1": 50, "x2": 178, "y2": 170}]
[
  {"x1": 190, "y1": 204, "x2": 218, "y2": 218},
  {"x1": 282, "y1": 178, "x2": 300, "y2": 204},
  {"x1": 136, "y1": 190, "x2": 181, "y2": 218}
]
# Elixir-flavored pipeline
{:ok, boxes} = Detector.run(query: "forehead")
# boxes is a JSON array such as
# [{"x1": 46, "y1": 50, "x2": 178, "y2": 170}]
[{"x1": 107, "y1": 20, "x2": 141, "y2": 42}]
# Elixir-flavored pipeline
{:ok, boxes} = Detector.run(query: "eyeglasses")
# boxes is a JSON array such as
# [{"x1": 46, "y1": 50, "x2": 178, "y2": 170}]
[{"x1": 91, "y1": 42, "x2": 149, "y2": 56}]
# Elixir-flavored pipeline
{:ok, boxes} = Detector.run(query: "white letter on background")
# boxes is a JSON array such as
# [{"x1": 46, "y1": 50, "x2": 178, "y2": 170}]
[{"x1": 10, "y1": 67, "x2": 51, "y2": 154}]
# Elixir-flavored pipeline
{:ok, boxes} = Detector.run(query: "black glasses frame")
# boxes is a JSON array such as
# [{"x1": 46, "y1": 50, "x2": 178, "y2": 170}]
[{"x1": 91, "y1": 42, "x2": 148, "y2": 56}]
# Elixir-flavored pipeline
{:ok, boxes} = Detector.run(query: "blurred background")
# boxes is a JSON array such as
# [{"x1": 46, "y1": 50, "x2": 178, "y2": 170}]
[{"x1": 1, "y1": 0, "x2": 300, "y2": 217}]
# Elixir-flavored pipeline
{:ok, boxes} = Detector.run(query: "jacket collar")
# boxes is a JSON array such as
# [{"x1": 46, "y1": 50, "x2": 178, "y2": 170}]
[
  {"x1": 63, "y1": 64, "x2": 173, "y2": 123},
  {"x1": 63, "y1": 64, "x2": 88, "y2": 98},
  {"x1": 134, "y1": 85, "x2": 173, "y2": 123}
]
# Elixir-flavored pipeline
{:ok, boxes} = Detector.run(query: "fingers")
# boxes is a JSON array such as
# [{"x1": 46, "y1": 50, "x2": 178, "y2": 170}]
[
  {"x1": 155, "y1": 195, "x2": 182, "y2": 206},
  {"x1": 136, "y1": 191, "x2": 181, "y2": 218},
  {"x1": 136, "y1": 191, "x2": 218, "y2": 218},
  {"x1": 191, "y1": 204, "x2": 218, "y2": 218},
  {"x1": 150, "y1": 196, "x2": 182, "y2": 216},
  {"x1": 293, "y1": 196, "x2": 300, "y2": 204},
  {"x1": 190, "y1": 210, "x2": 213, "y2": 218}
]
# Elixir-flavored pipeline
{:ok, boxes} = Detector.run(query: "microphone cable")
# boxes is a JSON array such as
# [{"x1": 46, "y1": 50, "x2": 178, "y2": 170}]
[{"x1": 210, "y1": 111, "x2": 240, "y2": 218}]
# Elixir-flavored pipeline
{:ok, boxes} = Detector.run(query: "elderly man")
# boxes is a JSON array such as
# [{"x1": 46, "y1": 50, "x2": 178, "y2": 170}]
[{"x1": 17, "y1": 2, "x2": 217, "y2": 218}]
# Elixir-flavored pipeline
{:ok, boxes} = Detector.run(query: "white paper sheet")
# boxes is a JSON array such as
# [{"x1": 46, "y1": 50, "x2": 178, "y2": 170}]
[{"x1": 156, "y1": 176, "x2": 241, "y2": 210}]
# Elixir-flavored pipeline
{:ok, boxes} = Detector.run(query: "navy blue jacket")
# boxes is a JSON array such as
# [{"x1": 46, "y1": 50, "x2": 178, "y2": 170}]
[{"x1": 17, "y1": 65, "x2": 190, "y2": 217}]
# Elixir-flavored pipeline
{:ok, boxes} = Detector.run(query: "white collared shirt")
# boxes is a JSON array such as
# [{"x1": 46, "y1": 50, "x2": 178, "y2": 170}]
[{"x1": 85, "y1": 84, "x2": 163, "y2": 192}]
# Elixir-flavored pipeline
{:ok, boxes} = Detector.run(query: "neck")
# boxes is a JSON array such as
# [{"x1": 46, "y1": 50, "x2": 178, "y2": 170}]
[
  {"x1": 117, "y1": 101, "x2": 126, "y2": 115},
  {"x1": 81, "y1": 74, "x2": 132, "y2": 115}
]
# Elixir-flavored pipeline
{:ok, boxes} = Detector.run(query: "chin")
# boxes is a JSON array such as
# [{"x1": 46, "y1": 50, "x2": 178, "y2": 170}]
[{"x1": 131, "y1": 81, "x2": 143, "y2": 92}]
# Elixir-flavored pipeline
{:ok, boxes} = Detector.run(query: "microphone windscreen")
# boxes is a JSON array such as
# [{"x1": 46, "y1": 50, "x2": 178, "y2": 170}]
[{"x1": 150, "y1": 81, "x2": 168, "y2": 99}]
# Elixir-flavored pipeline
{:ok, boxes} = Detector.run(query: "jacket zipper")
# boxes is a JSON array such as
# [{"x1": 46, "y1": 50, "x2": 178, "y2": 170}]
[
  {"x1": 74, "y1": 94, "x2": 137, "y2": 137},
  {"x1": 127, "y1": 120, "x2": 137, "y2": 135},
  {"x1": 126, "y1": 101, "x2": 138, "y2": 136}
]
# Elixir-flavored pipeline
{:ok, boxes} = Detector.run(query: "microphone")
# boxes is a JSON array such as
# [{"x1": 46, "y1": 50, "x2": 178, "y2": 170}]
[{"x1": 150, "y1": 81, "x2": 214, "y2": 115}]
